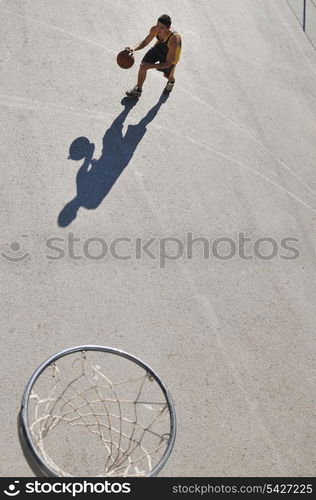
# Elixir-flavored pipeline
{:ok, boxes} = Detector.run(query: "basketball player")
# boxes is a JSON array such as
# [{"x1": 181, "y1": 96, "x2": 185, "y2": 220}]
[{"x1": 125, "y1": 14, "x2": 182, "y2": 97}]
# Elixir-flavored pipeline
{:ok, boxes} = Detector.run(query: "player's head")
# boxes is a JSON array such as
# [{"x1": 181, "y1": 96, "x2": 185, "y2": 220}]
[
  {"x1": 157, "y1": 14, "x2": 171, "y2": 35},
  {"x1": 68, "y1": 137, "x2": 94, "y2": 161}
]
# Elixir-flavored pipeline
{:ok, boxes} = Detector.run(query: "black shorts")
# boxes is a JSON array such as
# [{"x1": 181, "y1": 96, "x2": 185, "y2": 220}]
[{"x1": 142, "y1": 47, "x2": 174, "y2": 77}]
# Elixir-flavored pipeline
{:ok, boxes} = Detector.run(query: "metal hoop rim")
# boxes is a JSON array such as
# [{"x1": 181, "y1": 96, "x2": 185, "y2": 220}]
[{"x1": 19, "y1": 345, "x2": 177, "y2": 477}]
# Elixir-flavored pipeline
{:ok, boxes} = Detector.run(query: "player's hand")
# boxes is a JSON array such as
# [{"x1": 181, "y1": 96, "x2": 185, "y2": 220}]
[{"x1": 124, "y1": 46, "x2": 134, "y2": 53}]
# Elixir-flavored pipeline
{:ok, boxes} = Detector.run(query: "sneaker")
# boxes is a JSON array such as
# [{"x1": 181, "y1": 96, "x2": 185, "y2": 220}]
[
  {"x1": 163, "y1": 79, "x2": 175, "y2": 94},
  {"x1": 126, "y1": 85, "x2": 142, "y2": 98}
]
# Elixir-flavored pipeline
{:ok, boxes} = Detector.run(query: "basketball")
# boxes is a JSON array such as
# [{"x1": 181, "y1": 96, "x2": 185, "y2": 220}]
[{"x1": 117, "y1": 49, "x2": 134, "y2": 69}]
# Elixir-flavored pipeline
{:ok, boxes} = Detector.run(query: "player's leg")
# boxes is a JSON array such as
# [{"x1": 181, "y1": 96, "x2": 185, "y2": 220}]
[
  {"x1": 136, "y1": 64, "x2": 148, "y2": 90},
  {"x1": 126, "y1": 67, "x2": 146, "y2": 98},
  {"x1": 163, "y1": 65, "x2": 176, "y2": 94},
  {"x1": 126, "y1": 47, "x2": 159, "y2": 98},
  {"x1": 168, "y1": 65, "x2": 176, "y2": 81}
]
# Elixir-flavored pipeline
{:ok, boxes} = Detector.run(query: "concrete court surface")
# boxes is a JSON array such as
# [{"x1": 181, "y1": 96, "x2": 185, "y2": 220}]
[{"x1": 0, "y1": 0, "x2": 315, "y2": 477}]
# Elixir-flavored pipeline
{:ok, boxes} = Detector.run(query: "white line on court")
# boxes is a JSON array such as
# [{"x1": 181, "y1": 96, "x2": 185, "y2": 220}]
[
  {"x1": 152, "y1": 123, "x2": 316, "y2": 214},
  {"x1": 13, "y1": 13, "x2": 117, "y2": 54},
  {"x1": 0, "y1": 93, "x2": 114, "y2": 121},
  {"x1": 177, "y1": 85, "x2": 316, "y2": 198},
  {"x1": 151, "y1": 71, "x2": 316, "y2": 199},
  {"x1": 270, "y1": 0, "x2": 316, "y2": 78}
]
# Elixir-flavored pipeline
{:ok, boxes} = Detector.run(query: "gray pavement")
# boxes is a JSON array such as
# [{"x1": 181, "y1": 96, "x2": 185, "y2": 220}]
[{"x1": 0, "y1": 0, "x2": 315, "y2": 476}]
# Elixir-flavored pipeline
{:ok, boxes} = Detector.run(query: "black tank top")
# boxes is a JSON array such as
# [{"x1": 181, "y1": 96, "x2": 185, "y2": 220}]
[{"x1": 154, "y1": 31, "x2": 176, "y2": 60}]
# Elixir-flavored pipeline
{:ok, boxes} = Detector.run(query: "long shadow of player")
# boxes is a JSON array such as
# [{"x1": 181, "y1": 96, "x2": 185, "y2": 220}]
[{"x1": 58, "y1": 95, "x2": 168, "y2": 227}]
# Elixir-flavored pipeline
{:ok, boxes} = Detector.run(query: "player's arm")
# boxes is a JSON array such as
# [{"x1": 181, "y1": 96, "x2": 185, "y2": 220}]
[{"x1": 125, "y1": 26, "x2": 157, "y2": 52}]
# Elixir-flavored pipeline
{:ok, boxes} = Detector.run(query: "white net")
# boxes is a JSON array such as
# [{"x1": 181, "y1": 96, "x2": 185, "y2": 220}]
[{"x1": 27, "y1": 350, "x2": 172, "y2": 477}]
